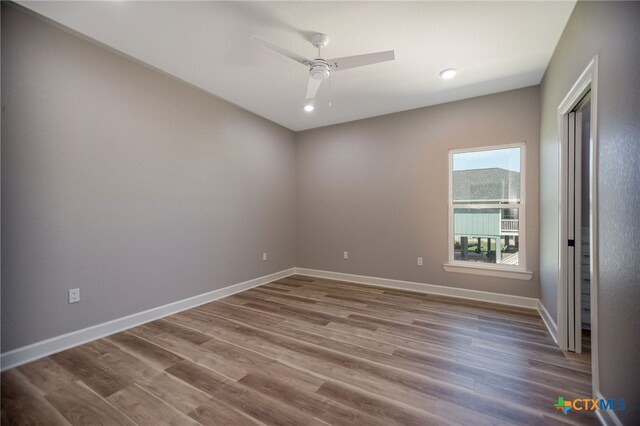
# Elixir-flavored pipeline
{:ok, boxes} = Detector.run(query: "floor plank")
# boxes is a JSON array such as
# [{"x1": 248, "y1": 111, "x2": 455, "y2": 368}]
[
  {"x1": 16, "y1": 357, "x2": 77, "y2": 395},
  {"x1": 50, "y1": 345, "x2": 132, "y2": 398},
  {"x1": 105, "y1": 331, "x2": 184, "y2": 370},
  {"x1": 106, "y1": 383, "x2": 199, "y2": 426},
  {"x1": 0, "y1": 369, "x2": 70, "y2": 426},
  {"x1": 45, "y1": 381, "x2": 136, "y2": 426},
  {"x1": 137, "y1": 371, "x2": 211, "y2": 416},
  {"x1": 188, "y1": 397, "x2": 261, "y2": 426}
]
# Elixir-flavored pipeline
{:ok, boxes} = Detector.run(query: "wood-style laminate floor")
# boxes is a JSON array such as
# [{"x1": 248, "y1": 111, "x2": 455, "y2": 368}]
[{"x1": 1, "y1": 275, "x2": 598, "y2": 425}]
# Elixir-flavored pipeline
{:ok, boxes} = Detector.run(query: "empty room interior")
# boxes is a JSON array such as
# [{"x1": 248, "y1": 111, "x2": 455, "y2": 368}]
[{"x1": 1, "y1": 1, "x2": 639, "y2": 425}]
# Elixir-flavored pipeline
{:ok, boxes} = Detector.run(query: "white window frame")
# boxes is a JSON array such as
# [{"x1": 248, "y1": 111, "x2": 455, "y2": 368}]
[{"x1": 443, "y1": 143, "x2": 532, "y2": 280}]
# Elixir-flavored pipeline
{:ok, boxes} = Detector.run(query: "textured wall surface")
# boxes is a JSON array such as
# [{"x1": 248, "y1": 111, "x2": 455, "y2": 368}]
[
  {"x1": 539, "y1": 1, "x2": 640, "y2": 422},
  {"x1": 297, "y1": 87, "x2": 540, "y2": 298},
  {"x1": 1, "y1": 5, "x2": 297, "y2": 351}
]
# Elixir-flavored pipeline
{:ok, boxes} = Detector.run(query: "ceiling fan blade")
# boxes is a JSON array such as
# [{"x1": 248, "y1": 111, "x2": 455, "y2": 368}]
[
  {"x1": 306, "y1": 77, "x2": 323, "y2": 99},
  {"x1": 327, "y1": 50, "x2": 395, "y2": 72},
  {"x1": 250, "y1": 35, "x2": 312, "y2": 66}
]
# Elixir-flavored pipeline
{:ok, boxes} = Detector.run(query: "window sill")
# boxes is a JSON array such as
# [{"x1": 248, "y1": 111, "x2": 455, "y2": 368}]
[{"x1": 443, "y1": 263, "x2": 533, "y2": 281}]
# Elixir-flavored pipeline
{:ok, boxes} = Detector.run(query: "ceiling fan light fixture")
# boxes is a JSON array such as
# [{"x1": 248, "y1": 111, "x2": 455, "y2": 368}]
[
  {"x1": 439, "y1": 68, "x2": 457, "y2": 80},
  {"x1": 304, "y1": 104, "x2": 315, "y2": 112},
  {"x1": 310, "y1": 62, "x2": 331, "y2": 80}
]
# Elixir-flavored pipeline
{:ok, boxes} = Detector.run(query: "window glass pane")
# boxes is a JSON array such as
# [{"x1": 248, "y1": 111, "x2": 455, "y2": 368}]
[
  {"x1": 452, "y1": 147, "x2": 521, "y2": 204},
  {"x1": 453, "y1": 208, "x2": 520, "y2": 265}
]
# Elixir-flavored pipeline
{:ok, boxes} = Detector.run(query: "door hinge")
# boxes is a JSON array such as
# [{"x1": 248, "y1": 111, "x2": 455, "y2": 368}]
[{"x1": 568, "y1": 239, "x2": 575, "y2": 247}]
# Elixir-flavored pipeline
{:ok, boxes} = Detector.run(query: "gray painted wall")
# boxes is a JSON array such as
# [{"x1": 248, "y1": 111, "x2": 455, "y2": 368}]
[
  {"x1": 539, "y1": 1, "x2": 640, "y2": 422},
  {"x1": 296, "y1": 87, "x2": 540, "y2": 298},
  {"x1": 1, "y1": 5, "x2": 297, "y2": 352}
]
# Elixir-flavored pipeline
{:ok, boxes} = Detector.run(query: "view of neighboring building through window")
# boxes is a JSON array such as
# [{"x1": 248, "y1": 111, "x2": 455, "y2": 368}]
[{"x1": 449, "y1": 145, "x2": 524, "y2": 268}]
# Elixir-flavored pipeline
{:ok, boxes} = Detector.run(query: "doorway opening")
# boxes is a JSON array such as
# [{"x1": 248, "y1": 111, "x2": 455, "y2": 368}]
[
  {"x1": 567, "y1": 93, "x2": 591, "y2": 355},
  {"x1": 557, "y1": 55, "x2": 599, "y2": 394}
]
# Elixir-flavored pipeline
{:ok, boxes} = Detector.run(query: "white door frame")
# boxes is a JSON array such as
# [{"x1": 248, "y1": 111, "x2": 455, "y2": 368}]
[{"x1": 557, "y1": 55, "x2": 599, "y2": 393}]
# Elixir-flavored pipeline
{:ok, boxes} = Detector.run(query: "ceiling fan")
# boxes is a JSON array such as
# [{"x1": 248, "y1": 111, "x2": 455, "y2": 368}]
[{"x1": 251, "y1": 33, "x2": 395, "y2": 101}]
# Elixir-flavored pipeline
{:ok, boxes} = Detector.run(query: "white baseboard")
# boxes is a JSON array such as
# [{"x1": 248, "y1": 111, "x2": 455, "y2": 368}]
[
  {"x1": 537, "y1": 300, "x2": 558, "y2": 344},
  {"x1": 294, "y1": 268, "x2": 539, "y2": 309},
  {"x1": 0, "y1": 268, "x2": 296, "y2": 371},
  {"x1": 0, "y1": 266, "x2": 555, "y2": 371},
  {"x1": 594, "y1": 391, "x2": 624, "y2": 426}
]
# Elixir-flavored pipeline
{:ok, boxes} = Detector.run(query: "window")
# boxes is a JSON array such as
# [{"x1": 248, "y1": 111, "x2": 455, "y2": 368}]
[{"x1": 444, "y1": 144, "x2": 532, "y2": 280}]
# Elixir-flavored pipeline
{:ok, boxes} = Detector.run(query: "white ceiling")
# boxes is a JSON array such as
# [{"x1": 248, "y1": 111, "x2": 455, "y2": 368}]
[{"x1": 18, "y1": 1, "x2": 576, "y2": 131}]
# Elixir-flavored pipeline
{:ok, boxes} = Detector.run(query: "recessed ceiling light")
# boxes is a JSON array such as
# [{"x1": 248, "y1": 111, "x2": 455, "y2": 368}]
[
  {"x1": 439, "y1": 68, "x2": 457, "y2": 80},
  {"x1": 304, "y1": 104, "x2": 314, "y2": 112}
]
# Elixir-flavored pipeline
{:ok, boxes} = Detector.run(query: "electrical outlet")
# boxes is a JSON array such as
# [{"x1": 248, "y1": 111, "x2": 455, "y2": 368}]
[
  {"x1": 343, "y1": 251, "x2": 349, "y2": 260},
  {"x1": 263, "y1": 252, "x2": 267, "y2": 261},
  {"x1": 417, "y1": 257, "x2": 423, "y2": 266},
  {"x1": 69, "y1": 288, "x2": 80, "y2": 304}
]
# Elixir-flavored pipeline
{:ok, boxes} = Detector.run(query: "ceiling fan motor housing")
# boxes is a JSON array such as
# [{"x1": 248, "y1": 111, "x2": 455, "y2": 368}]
[{"x1": 310, "y1": 59, "x2": 330, "y2": 80}]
